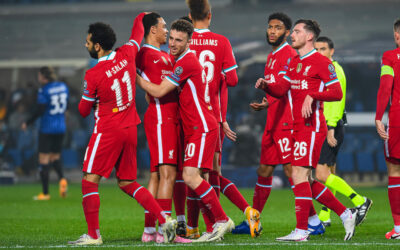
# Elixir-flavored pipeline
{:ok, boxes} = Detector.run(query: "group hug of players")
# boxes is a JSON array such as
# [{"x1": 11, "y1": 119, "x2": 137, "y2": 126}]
[{"x1": 68, "y1": 0, "x2": 400, "y2": 245}]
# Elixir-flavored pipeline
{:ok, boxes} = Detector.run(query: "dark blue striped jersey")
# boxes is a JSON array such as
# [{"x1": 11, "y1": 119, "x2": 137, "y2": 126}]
[{"x1": 37, "y1": 81, "x2": 69, "y2": 134}]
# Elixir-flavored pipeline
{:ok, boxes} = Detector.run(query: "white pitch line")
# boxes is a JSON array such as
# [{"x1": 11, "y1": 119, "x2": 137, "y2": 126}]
[{"x1": 2, "y1": 242, "x2": 400, "y2": 248}]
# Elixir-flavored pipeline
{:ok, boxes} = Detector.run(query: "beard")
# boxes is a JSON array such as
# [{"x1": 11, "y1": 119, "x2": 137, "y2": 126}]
[
  {"x1": 266, "y1": 32, "x2": 286, "y2": 47},
  {"x1": 88, "y1": 47, "x2": 98, "y2": 59}
]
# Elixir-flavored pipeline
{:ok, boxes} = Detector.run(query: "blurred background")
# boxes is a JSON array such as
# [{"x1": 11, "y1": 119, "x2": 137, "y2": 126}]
[{"x1": 0, "y1": 0, "x2": 398, "y2": 187}]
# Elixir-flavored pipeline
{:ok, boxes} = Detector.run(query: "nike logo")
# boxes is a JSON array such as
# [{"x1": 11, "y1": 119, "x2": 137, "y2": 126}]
[
  {"x1": 294, "y1": 156, "x2": 304, "y2": 160},
  {"x1": 153, "y1": 60, "x2": 160, "y2": 64},
  {"x1": 289, "y1": 68, "x2": 294, "y2": 71},
  {"x1": 282, "y1": 155, "x2": 290, "y2": 159}
]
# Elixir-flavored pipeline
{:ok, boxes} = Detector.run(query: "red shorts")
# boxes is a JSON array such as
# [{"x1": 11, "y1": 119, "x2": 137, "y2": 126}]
[
  {"x1": 83, "y1": 126, "x2": 137, "y2": 179},
  {"x1": 291, "y1": 130, "x2": 326, "y2": 168},
  {"x1": 260, "y1": 129, "x2": 293, "y2": 166},
  {"x1": 144, "y1": 117, "x2": 179, "y2": 172},
  {"x1": 183, "y1": 129, "x2": 218, "y2": 171},
  {"x1": 384, "y1": 127, "x2": 400, "y2": 163}
]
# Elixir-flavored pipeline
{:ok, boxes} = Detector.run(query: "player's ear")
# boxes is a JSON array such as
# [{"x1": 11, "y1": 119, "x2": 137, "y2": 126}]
[
  {"x1": 150, "y1": 25, "x2": 157, "y2": 34},
  {"x1": 330, "y1": 48, "x2": 335, "y2": 58},
  {"x1": 94, "y1": 43, "x2": 101, "y2": 52},
  {"x1": 188, "y1": 13, "x2": 193, "y2": 21}
]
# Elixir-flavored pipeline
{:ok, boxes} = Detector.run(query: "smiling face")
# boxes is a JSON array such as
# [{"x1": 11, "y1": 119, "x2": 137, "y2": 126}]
[
  {"x1": 154, "y1": 17, "x2": 168, "y2": 45},
  {"x1": 168, "y1": 29, "x2": 190, "y2": 57}
]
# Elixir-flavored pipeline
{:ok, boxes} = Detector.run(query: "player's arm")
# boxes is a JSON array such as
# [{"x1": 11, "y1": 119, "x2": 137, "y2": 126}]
[
  {"x1": 78, "y1": 77, "x2": 97, "y2": 118},
  {"x1": 22, "y1": 104, "x2": 46, "y2": 130},
  {"x1": 375, "y1": 54, "x2": 394, "y2": 140},
  {"x1": 126, "y1": 12, "x2": 147, "y2": 56},
  {"x1": 223, "y1": 68, "x2": 238, "y2": 87},
  {"x1": 219, "y1": 76, "x2": 237, "y2": 141},
  {"x1": 255, "y1": 75, "x2": 291, "y2": 98},
  {"x1": 325, "y1": 65, "x2": 346, "y2": 128},
  {"x1": 222, "y1": 38, "x2": 239, "y2": 87},
  {"x1": 136, "y1": 74, "x2": 176, "y2": 98}
]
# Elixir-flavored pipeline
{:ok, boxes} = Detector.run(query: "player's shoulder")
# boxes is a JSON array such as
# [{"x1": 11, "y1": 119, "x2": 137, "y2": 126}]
[{"x1": 382, "y1": 48, "x2": 399, "y2": 61}]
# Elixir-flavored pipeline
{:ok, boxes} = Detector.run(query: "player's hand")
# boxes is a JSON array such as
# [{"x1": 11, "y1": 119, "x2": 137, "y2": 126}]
[
  {"x1": 222, "y1": 121, "x2": 237, "y2": 142},
  {"x1": 255, "y1": 78, "x2": 267, "y2": 90},
  {"x1": 327, "y1": 128, "x2": 337, "y2": 147},
  {"x1": 21, "y1": 122, "x2": 27, "y2": 131},
  {"x1": 375, "y1": 120, "x2": 389, "y2": 140},
  {"x1": 249, "y1": 97, "x2": 268, "y2": 111},
  {"x1": 301, "y1": 95, "x2": 314, "y2": 118}
]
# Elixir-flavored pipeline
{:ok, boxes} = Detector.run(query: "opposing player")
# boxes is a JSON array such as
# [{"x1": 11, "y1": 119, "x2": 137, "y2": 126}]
[
  {"x1": 136, "y1": 19, "x2": 234, "y2": 242},
  {"x1": 256, "y1": 19, "x2": 357, "y2": 242},
  {"x1": 186, "y1": 0, "x2": 260, "y2": 239},
  {"x1": 22, "y1": 66, "x2": 69, "y2": 200},
  {"x1": 315, "y1": 36, "x2": 372, "y2": 228},
  {"x1": 68, "y1": 13, "x2": 177, "y2": 245},
  {"x1": 375, "y1": 18, "x2": 400, "y2": 240},
  {"x1": 136, "y1": 12, "x2": 190, "y2": 244}
]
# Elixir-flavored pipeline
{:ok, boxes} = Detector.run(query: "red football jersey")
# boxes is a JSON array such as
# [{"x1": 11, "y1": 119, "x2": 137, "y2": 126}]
[
  {"x1": 264, "y1": 42, "x2": 297, "y2": 131},
  {"x1": 377, "y1": 48, "x2": 400, "y2": 127},
  {"x1": 136, "y1": 44, "x2": 178, "y2": 122},
  {"x1": 165, "y1": 49, "x2": 218, "y2": 135},
  {"x1": 82, "y1": 40, "x2": 141, "y2": 133},
  {"x1": 190, "y1": 29, "x2": 237, "y2": 123},
  {"x1": 282, "y1": 49, "x2": 340, "y2": 132}
]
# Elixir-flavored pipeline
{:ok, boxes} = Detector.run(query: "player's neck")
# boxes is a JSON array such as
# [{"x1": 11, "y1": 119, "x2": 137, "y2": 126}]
[
  {"x1": 297, "y1": 43, "x2": 315, "y2": 57},
  {"x1": 272, "y1": 41, "x2": 287, "y2": 51},
  {"x1": 98, "y1": 50, "x2": 112, "y2": 59},
  {"x1": 145, "y1": 37, "x2": 161, "y2": 49},
  {"x1": 193, "y1": 20, "x2": 209, "y2": 30}
]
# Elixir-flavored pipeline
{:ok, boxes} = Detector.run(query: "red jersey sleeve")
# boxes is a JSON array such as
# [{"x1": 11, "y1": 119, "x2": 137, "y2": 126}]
[
  {"x1": 376, "y1": 51, "x2": 395, "y2": 121},
  {"x1": 220, "y1": 75, "x2": 228, "y2": 122},
  {"x1": 78, "y1": 74, "x2": 96, "y2": 117},
  {"x1": 222, "y1": 38, "x2": 238, "y2": 86},
  {"x1": 166, "y1": 57, "x2": 192, "y2": 86},
  {"x1": 309, "y1": 60, "x2": 342, "y2": 101}
]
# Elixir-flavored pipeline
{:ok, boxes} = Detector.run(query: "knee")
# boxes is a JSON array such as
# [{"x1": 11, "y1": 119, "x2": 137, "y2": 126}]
[
  {"x1": 315, "y1": 168, "x2": 329, "y2": 183},
  {"x1": 257, "y1": 165, "x2": 273, "y2": 177}
]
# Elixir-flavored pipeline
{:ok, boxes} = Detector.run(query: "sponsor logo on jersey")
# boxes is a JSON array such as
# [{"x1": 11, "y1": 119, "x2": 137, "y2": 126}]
[
  {"x1": 175, "y1": 66, "x2": 183, "y2": 76},
  {"x1": 303, "y1": 65, "x2": 311, "y2": 76},
  {"x1": 301, "y1": 80, "x2": 308, "y2": 89},
  {"x1": 296, "y1": 63, "x2": 302, "y2": 73},
  {"x1": 328, "y1": 64, "x2": 335, "y2": 73},
  {"x1": 290, "y1": 79, "x2": 308, "y2": 90}
]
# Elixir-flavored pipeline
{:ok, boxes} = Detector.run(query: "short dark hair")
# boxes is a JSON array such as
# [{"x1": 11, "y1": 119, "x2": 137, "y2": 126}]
[
  {"x1": 39, "y1": 66, "x2": 57, "y2": 82},
  {"x1": 316, "y1": 36, "x2": 334, "y2": 49},
  {"x1": 295, "y1": 19, "x2": 321, "y2": 41},
  {"x1": 180, "y1": 16, "x2": 193, "y2": 23},
  {"x1": 186, "y1": 0, "x2": 210, "y2": 21},
  {"x1": 268, "y1": 12, "x2": 292, "y2": 30},
  {"x1": 88, "y1": 22, "x2": 116, "y2": 51},
  {"x1": 143, "y1": 12, "x2": 161, "y2": 38},
  {"x1": 394, "y1": 18, "x2": 400, "y2": 33},
  {"x1": 171, "y1": 19, "x2": 194, "y2": 39}
]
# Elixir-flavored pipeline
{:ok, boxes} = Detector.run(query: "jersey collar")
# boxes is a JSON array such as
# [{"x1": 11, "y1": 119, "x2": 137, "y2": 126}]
[
  {"x1": 194, "y1": 28, "x2": 210, "y2": 33},
  {"x1": 176, "y1": 48, "x2": 191, "y2": 62},
  {"x1": 300, "y1": 49, "x2": 317, "y2": 60},
  {"x1": 98, "y1": 51, "x2": 116, "y2": 62},
  {"x1": 143, "y1": 44, "x2": 161, "y2": 52},
  {"x1": 272, "y1": 42, "x2": 289, "y2": 55}
]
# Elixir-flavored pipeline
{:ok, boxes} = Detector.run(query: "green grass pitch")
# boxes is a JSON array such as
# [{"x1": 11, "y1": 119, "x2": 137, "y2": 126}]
[{"x1": 0, "y1": 183, "x2": 399, "y2": 249}]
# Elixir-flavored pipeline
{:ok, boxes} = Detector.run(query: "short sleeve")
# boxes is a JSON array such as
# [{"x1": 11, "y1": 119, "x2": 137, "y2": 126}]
[
  {"x1": 166, "y1": 59, "x2": 192, "y2": 87},
  {"x1": 81, "y1": 74, "x2": 96, "y2": 102},
  {"x1": 222, "y1": 38, "x2": 238, "y2": 73}
]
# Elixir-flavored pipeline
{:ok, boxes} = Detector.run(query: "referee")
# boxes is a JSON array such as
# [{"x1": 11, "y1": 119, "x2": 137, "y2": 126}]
[
  {"x1": 22, "y1": 66, "x2": 69, "y2": 200},
  {"x1": 314, "y1": 37, "x2": 372, "y2": 227}
]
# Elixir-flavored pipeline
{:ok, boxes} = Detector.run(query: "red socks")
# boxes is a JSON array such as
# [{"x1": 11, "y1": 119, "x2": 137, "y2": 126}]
[
  {"x1": 209, "y1": 170, "x2": 221, "y2": 198},
  {"x1": 187, "y1": 189, "x2": 200, "y2": 229},
  {"x1": 173, "y1": 171, "x2": 187, "y2": 219},
  {"x1": 389, "y1": 176, "x2": 400, "y2": 226},
  {"x1": 293, "y1": 182, "x2": 312, "y2": 230},
  {"x1": 220, "y1": 176, "x2": 249, "y2": 213},
  {"x1": 253, "y1": 176, "x2": 272, "y2": 213},
  {"x1": 311, "y1": 180, "x2": 346, "y2": 216},
  {"x1": 199, "y1": 201, "x2": 215, "y2": 232},
  {"x1": 193, "y1": 180, "x2": 228, "y2": 222},
  {"x1": 82, "y1": 179, "x2": 100, "y2": 239},
  {"x1": 120, "y1": 182, "x2": 166, "y2": 225}
]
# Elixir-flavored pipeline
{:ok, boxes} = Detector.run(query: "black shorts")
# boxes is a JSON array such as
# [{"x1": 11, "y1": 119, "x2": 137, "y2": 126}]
[
  {"x1": 38, "y1": 133, "x2": 64, "y2": 154},
  {"x1": 318, "y1": 124, "x2": 344, "y2": 166}
]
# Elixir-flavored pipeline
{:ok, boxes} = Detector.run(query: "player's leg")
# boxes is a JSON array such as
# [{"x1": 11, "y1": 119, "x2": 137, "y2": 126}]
[
  {"x1": 174, "y1": 123, "x2": 187, "y2": 236},
  {"x1": 143, "y1": 172, "x2": 158, "y2": 242},
  {"x1": 117, "y1": 126, "x2": 177, "y2": 243},
  {"x1": 276, "y1": 165, "x2": 312, "y2": 242},
  {"x1": 49, "y1": 133, "x2": 68, "y2": 198},
  {"x1": 34, "y1": 133, "x2": 51, "y2": 200},
  {"x1": 386, "y1": 159, "x2": 400, "y2": 239},
  {"x1": 315, "y1": 163, "x2": 334, "y2": 226}
]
